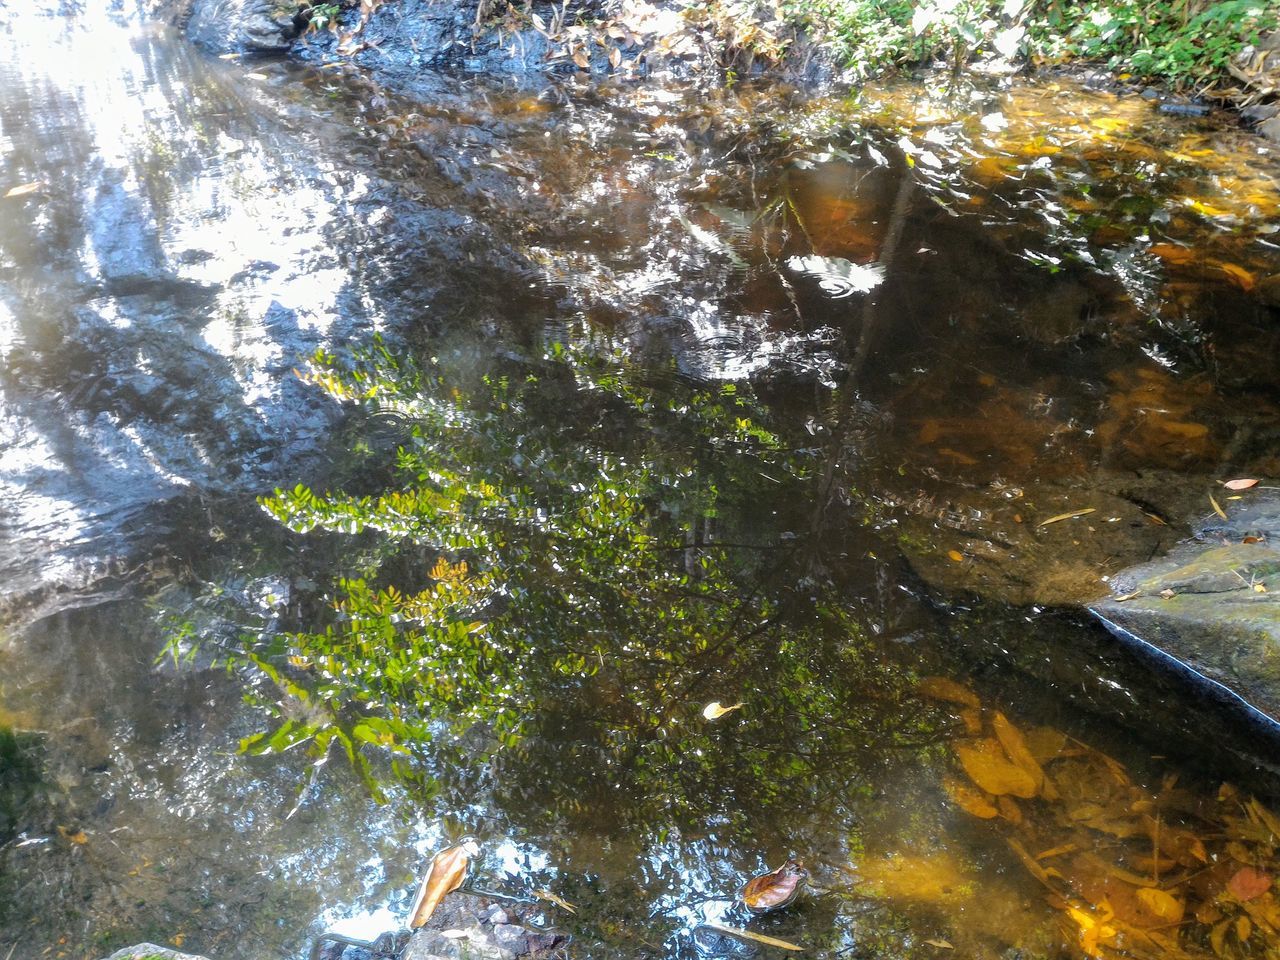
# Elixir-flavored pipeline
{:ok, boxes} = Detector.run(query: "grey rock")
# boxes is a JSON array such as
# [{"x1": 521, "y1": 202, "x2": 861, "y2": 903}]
[
  {"x1": 1258, "y1": 274, "x2": 1280, "y2": 308},
  {"x1": 89, "y1": 176, "x2": 166, "y2": 288},
  {"x1": 401, "y1": 928, "x2": 515, "y2": 960},
  {"x1": 101, "y1": 945, "x2": 213, "y2": 960},
  {"x1": 1260, "y1": 116, "x2": 1280, "y2": 145},
  {"x1": 490, "y1": 924, "x2": 530, "y2": 953},
  {"x1": 1091, "y1": 493, "x2": 1280, "y2": 727},
  {"x1": 291, "y1": 0, "x2": 556, "y2": 81},
  {"x1": 186, "y1": 0, "x2": 299, "y2": 54},
  {"x1": 897, "y1": 479, "x2": 1183, "y2": 607}
]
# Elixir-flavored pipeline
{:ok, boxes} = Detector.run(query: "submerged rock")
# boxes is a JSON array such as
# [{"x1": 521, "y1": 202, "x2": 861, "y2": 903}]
[
  {"x1": 312, "y1": 894, "x2": 567, "y2": 960},
  {"x1": 402, "y1": 895, "x2": 566, "y2": 960},
  {"x1": 101, "y1": 945, "x2": 213, "y2": 960},
  {"x1": 1090, "y1": 492, "x2": 1280, "y2": 728},
  {"x1": 893, "y1": 478, "x2": 1187, "y2": 608}
]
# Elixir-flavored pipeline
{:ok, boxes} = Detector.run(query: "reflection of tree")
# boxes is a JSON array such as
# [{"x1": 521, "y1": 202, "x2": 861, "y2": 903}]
[
  {"x1": 0, "y1": 726, "x2": 42, "y2": 844},
  {"x1": 229, "y1": 337, "x2": 940, "y2": 836}
]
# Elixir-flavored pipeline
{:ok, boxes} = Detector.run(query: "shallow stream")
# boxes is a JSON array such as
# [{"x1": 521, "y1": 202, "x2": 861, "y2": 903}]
[{"x1": 3, "y1": 7, "x2": 1280, "y2": 960}]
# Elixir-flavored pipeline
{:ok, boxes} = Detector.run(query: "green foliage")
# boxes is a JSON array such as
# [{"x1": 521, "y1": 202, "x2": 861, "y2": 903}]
[
  {"x1": 0, "y1": 725, "x2": 41, "y2": 842},
  {"x1": 306, "y1": 2, "x2": 342, "y2": 32},
  {"x1": 1027, "y1": 0, "x2": 1274, "y2": 89},
  {"x1": 213, "y1": 337, "x2": 933, "y2": 820},
  {"x1": 767, "y1": 0, "x2": 1273, "y2": 88}
]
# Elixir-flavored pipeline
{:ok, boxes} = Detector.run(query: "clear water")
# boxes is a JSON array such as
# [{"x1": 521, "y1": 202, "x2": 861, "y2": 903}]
[{"x1": 2, "y1": 7, "x2": 1280, "y2": 959}]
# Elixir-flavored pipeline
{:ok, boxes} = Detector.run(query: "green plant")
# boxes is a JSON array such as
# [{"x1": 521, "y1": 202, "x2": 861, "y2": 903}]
[
  {"x1": 740, "y1": 0, "x2": 1273, "y2": 89},
  {"x1": 306, "y1": 1, "x2": 342, "y2": 32},
  {"x1": 1027, "y1": 0, "x2": 1275, "y2": 89}
]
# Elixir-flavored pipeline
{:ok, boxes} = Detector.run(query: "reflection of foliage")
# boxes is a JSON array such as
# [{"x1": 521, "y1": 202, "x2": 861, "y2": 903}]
[
  {"x1": 226, "y1": 337, "x2": 930, "y2": 810},
  {"x1": 0, "y1": 725, "x2": 41, "y2": 842},
  {"x1": 195, "y1": 329, "x2": 959, "y2": 859}
]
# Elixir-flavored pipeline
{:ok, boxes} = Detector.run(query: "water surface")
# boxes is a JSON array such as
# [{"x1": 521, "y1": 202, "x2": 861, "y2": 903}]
[{"x1": 2, "y1": 8, "x2": 1280, "y2": 960}]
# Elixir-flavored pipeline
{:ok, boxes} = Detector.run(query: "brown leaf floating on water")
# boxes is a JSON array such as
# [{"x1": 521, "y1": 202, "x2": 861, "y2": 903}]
[
  {"x1": 410, "y1": 840, "x2": 478, "y2": 928},
  {"x1": 741, "y1": 858, "x2": 808, "y2": 912}
]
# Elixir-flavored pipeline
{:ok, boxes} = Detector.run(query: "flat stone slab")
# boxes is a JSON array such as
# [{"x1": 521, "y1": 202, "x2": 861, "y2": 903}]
[{"x1": 1091, "y1": 492, "x2": 1280, "y2": 728}]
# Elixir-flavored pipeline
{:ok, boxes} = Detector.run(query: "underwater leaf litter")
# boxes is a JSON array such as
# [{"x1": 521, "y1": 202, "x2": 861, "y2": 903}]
[{"x1": 922, "y1": 679, "x2": 1280, "y2": 960}]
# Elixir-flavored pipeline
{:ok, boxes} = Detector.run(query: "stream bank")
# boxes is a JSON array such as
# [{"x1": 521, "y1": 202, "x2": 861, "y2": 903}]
[{"x1": 165, "y1": 0, "x2": 1280, "y2": 141}]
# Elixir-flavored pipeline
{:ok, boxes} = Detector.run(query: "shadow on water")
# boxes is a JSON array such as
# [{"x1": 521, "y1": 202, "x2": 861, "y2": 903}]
[{"x1": 2, "y1": 7, "x2": 1280, "y2": 960}]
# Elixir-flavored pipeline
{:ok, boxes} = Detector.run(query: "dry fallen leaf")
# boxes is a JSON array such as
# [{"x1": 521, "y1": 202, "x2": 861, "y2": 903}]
[
  {"x1": 1210, "y1": 917, "x2": 1230, "y2": 956},
  {"x1": 741, "y1": 858, "x2": 808, "y2": 912},
  {"x1": 991, "y1": 714, "x2": 1043, "y2": 782},
  {"x1": 1227, "y1": 866, "x2": 1271, "y2": 902},
  {"x1": 923, "y1": 940, "x2": 954, "y2": 950},
  {"x1": 700, "y1": 923, "x2": 802, "y2": 952},
  {"x1": 1112, "y1": 590, "x2": 1140, "y2": 602},
  {"x1": 1209, "y1": 493, "x2": 1228, "y2": 521},
  {"x1": 4, "y1": 181, "x2": 43, "y2": 198},
  {"x1": 410, "y1": 839, "x2": 479, "y2": 928},
  {"x1": 1223, "y1": 478, "x2": 1259, "y2": 490},
  {"x1": 534, "y1": 888, "x2": 577, "y2": 914},
  {"x1": 997, "y1": 795, "x2": 1023, "y2": 824},
  {"x1": 1160, "y1": 588, "x2": 1176, "y2": 599},
  {"x1": 702, "y1": 701, "x2": 744, "y2": 720},
  {"x1": 1038, "y1": 508, "x2": 1095, "y2": 527},
  {"x1": 1217, "y1": 263, "x2": 1256, "y2": 291},
  {"x1": 1067, "y1": 903, "x2": 1118, "y2": 956},
  {"x1": 1237, "y1": 915, "x2": 1252, "y2": 942},
  {"x1": 57, "y1": 825, "x2": 88, "y2": 845}
]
